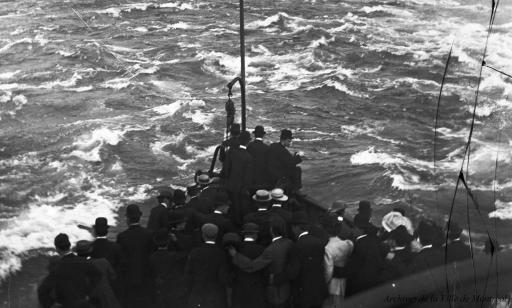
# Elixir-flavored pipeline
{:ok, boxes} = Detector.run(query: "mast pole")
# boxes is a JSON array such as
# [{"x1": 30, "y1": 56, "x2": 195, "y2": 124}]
[{"x1": 239, "y1": 0, "x2": 247, "y2": 131}]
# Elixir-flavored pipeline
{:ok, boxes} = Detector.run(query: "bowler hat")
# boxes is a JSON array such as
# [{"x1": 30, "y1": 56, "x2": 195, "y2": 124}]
[
  {"x1": 93, "y1": 217, "x2": 109, "y2": 232},
  {"x1": 173, "y1": 189, "x2": 186, "y2": 205},
  {"x1": 253, "y1": 125, "x2": 266, "y2": 137},
  {"x1": 280, "y1": 129, "x2": 293, "y2": 140},
  {"x1": 74, "y1": 240, "x2": 93, "y2": 256},
  {"x1": 291, "y1": 211, "x2": 309, "y2": 226},
  {"x1": 54, "y1": 233, "x2": 71, "y2": 251},
  {"x1": 196, "y1": 174, "x2": 213, "y2": 185},
  {"x1": 271, "y1": 188, "x2": 288, "y2": 202},
  {"x1": 201, "y1": 223, "x2": 219, "y2": 239},
  {"x1": 241, "y1": 222, "x2": 259, "y2": 235},
  {"x1": 126, "y1": 204, "x2": 142, "y2": 219},
  {"x1": 331, "y1": 200, "x2": 347, "y2": 211}
]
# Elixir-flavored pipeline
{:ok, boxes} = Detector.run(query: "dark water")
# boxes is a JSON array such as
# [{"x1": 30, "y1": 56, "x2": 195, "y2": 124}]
[{"x1": 0, "y1": 0, "x2": 511, "y2": 294}]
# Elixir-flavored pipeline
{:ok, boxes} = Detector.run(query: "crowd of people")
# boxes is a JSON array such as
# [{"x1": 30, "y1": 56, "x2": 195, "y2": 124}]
[{"x1": 37, "y1": 126, "x2": 476, "y2": 308}]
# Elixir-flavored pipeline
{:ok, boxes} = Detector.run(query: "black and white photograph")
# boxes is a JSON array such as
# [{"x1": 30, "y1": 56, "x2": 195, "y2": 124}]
[{"x1": 0, "y1": 0, "x2": 511, "y2": 307}]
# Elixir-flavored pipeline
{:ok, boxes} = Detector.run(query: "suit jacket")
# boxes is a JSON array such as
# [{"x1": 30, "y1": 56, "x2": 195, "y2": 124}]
[
  {"x1": 38, "y1": 253, "x2": 102, "y2": 308},
  {"x1": 221, "y1": 147, "x2": 254, "y2": 193},
  {"x1": 243, "y1": 210, "x2": 277, "y2": 246},
  {"x1": 202, "y1": 211, "x2": 236, "y2": 239},
  {"x1": 232, "y1": 240, "x2": 267, "y2": 308},
  {"x1": 188, "y1": 186, "x2": 218, "y2": 214},
  {"x1": 185, "y1": 242, "x2": 231, "y2": 308},
  {"x1": 345, "y1": 234, "x2": 387, "y2": 297},
  {"x1": 232, "y1": 237, "x2": 293, "y2": 305},
  {"x1": 446, "y1": 240, "x2": 471, "y2": 263},
  {"x1": 147, "y1": 203, "x2": 169, "y2": 232},
  {"x1": 381, "y1": 247, "x2": 414, "y2": 283},
  {"x1": 116, "y1": 224, "x2": 153, "y2": 286},
  {"x1": 287, "y1": 234, "x2": 328, "y2": 307},
  {"x1": 266, "y1": 142, "x2": 301, "y2": 185},
  {"x1": 410, "y1": 246, "x2": 444, "y2": 274},
  {"x1": 247, "y1": 139, "x2": 269, "y2": 188},
  {"x1": 91, "y1": 238, "x2": 124, "y2": 275}
]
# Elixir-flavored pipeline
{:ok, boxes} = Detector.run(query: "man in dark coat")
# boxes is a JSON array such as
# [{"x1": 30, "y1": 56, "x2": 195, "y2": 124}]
[
  {"x1": 185, "y1": 223, "x2": 231, "y2": 308},
  {"x1": 221, "y1": 130, "x2": 254, "y2": 225},
  {"x1": 410, "y1": 220, "x2": 444, "y2": 273},
  {"x1": 149, "y1": 230, "x2": 183, "y2": 308},
  {"x1": 219, "y1": 123, "x2": 241, "y2": 163},
  {"x1": 229, "y1": 219, "x2": 293, "y2": 308},
  {"x1": 147, "y1": 190, "x2": 172, "y2": 233},
  {"x1": 445, "y1": 221, "x2": 471, "y2": 263},
  {"x1": 267, "y1": 129, "x2": 303, "y2": 192},
  {"x1": 188, "y1": 174, "x2": 221, "y2": 215},
  {"x1": 38, "y1": 233, "x2": 102, "y2": 308},
  {"x1": 247, "y1": 125, "x2": 270, "y2": 190},
  {"x1": 201, "y1": 191, "x2": 237, "y2": 239},
  {"x1": 90, "y1": 217, "x2": 124, "y2": 299},
  {"x1": 243, "y1": 190, "x2": 279, "y2": 246},
  {"x1": 116, "y1": 204, "x2": 153, "y2": 308},
  {"x1": 232, "y1": 223, "x2": 267, "y2": 308},
  {"x1": 344, "y1": 222, "x2": 387, "y2": 297},
  {"x1": 286, "y1": 213, "x2": 328, "y2": 308}
]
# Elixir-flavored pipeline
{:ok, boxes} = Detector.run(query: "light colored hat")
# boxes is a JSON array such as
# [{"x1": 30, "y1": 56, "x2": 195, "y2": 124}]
[
  {"x1": 271, "y1": 188, "x2": 288, "y2": 201},
  {"x1": 381, "y1": 211, "x2": 413, "y2": 235},
  {"x1": 196, "y1": 174, "x2": 213, "y2": 185},
  {"x1": 252, "y1": 189, "x2": 271, "y2": 202}
]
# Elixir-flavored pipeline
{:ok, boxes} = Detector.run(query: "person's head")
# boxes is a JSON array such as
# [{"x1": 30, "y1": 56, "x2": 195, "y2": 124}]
[
  {"x1": 93, "y1": 217, "x2": 109, "y2": 237},
  {"x1": 242, "y1": 223, "x2": 259, "y2": 241},
  {"x1": 290, "y1": 212, "x2": 309, "y2": 237},
  {"x1": 173, "y1": 189, "x2": 186, "y2": 206},
  {"x1": 279, "y1": 129, "x2": 293, "y2": 147},
  {"x1": 446, "y1": 221, "x2": 463, "y2": 241},
  {"x1": 157, "y1": 190, "x2": 173, "y2": 206},
  {"x1": 252, "y1": 190, "x2": 271, "y2": 209},
  {"x1": 74, "y1": 240, "x2": 92, "y2": 257},
  {"x1": 126, "y1": 204, "x2": 142, "y2": 224},
  {"x1": 357, "y1": 200, "x2": 372, "y2": 217},
  {"x1": 196, "y1": 174, "x2": 213, "y2": 187},
  {"x1": 239, "y1": 131, "x2": 251, "y2": 146},
  {"x1": 331, "y1": 200, "x2": 347, "y2": 217},
  {"x1": 54, "y1": 233, "x2": 71, "y2": 254},
  {"x1": 214, "y1": 191, "x2": 230, "y2": 214},
  {"x1": 253, "y1": 125, "x2": 266, "y2": 138},
  {"x1": 201, "y1": 223, "x2": 219, "y2": 243},
  {"x1": 169, "y1": 211, "x2": 187, "y2": 230},
  {"x1": 271, "y1": 188, "x2": 288, "y2": 204},
  {"x1": 415, "y1": 220, "x2": 437, "y2": 246},
  {"x1": 270, "y1": 218, "x2": 286, "y2": 238},
  {"x1": 389, "y1": 225, "x2": 413, "y2": 247},
  {"x1": 322, "y1": 214, "x2": 339, "y2": 237},
  {"x1": 230, "y1": 123, "x2": 241, "y2": 137}
]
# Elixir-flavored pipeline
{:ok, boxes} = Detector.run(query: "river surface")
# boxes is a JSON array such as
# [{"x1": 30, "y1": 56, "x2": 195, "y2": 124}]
[{"x1": 0, "y1": 0, "x2": 512, "y2": 300}]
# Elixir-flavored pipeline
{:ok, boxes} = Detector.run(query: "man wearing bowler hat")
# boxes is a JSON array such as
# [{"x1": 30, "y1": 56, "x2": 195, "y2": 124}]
[
  {"x1": 267, "y1": 129, "x2": 303, "y2": 194},
  {"x1": 116, "y1": 204, "x2": 153, "y2": 308},
  {"x1": 232, "y1": 223, "x2": 267, "y2": 308},
  {"x1": 247, "y1": 125, "x2": 270, "y2": 190},
  {"x1": 90, "y1": 217, "x2": 124, "y2": 299},
  {"x1": 287, "y1": 212, "x2": 328, "y2": 308},
  {"x1": 38, "y1": 233, "x2": 102, "y2": 308},
  {"x1": 147, "y1": 189, "x2": 173, "y2": 233}
]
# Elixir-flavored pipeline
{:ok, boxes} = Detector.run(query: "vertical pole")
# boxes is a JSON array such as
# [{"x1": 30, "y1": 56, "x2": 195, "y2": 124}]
[{"x1": 239, "y1": 0, "x2": 247, "y2": 131}]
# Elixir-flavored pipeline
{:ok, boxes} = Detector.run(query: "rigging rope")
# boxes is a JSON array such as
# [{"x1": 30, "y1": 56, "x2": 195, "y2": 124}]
[
  {"x1": 483, "y1": 63, "x2": 512, "y2": 80},
  {"x1": 444, "y1": 0, "x2": 501, "y2": 299}
]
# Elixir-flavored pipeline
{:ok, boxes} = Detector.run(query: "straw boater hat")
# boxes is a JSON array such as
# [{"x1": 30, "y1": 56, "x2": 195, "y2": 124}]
[
  {"x1": 271, "y1": 188, "x2": 288, "y2": 202},
  {"x1": 252, "y1": 189, "x2": 272, "y2": 202},
  {"x1": 196, "y1": 174, "x2": 213, "y2": 185}
]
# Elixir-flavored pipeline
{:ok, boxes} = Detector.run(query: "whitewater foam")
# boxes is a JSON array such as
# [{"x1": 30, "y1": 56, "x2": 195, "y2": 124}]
[
  {"x1": 489, "y1": 200, "x2": 512, "y2": 220},
  {"x1": 68, "y1": 127, "x2": 125, "y2": 162}
]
